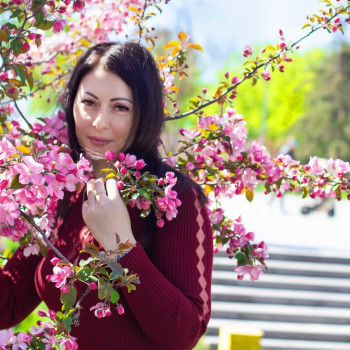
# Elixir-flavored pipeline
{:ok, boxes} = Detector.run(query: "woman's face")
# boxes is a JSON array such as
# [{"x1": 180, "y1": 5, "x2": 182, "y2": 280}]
[{"x1": 73, "y1": 65, "x2": 133, "y2": 162}]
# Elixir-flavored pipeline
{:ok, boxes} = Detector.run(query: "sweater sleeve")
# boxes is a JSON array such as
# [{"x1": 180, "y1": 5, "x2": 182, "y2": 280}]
[
  {"x1": 120, "y1": 187, "x2": 213, "y2": 350},
  {"x1": 0, "y1": 248, "x2": 42, "y2": 330}
]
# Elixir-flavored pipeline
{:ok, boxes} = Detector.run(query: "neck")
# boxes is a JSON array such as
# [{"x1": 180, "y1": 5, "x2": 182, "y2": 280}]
[{"x1": 92, "y1": 159, "x2": 109, "y2": 178}]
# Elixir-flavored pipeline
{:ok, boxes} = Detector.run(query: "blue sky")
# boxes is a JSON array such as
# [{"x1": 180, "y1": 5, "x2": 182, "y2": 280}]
[{"x1": 150, "y1": 0, "x2": 350, "y2": 81}]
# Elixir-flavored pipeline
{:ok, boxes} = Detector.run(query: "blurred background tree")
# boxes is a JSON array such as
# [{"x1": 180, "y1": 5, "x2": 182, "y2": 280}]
[{"x1": 291, "y1": 43, "x2": 350, "y2": 162}]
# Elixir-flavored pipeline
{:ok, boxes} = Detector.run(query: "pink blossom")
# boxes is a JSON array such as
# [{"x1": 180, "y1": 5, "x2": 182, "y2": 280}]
[
  {"x1": 181, "y1": 129, "x2": 202, "y2": 139},
  {"x1": 65, "y1": 174, "x2": 77, "y2": 192},
  {"x1": 60, "y1": 285, "x2": 69, "y2": 293},
  {"x1": 0, "y1": 329, "x2": 13, "y2": 347},
  {"x1": 262, "y1": 70, "x2": 271, "y2": 81},
  {"x1": 125, "y1": 154, "x2": 136, "y2": 167},
  {"x1": 117, "y1": 153, "x2": 125, "y2": 161},
  {"x1": 23, "y1": 42, "x2": 30, "y2": 51},
  {"x1": 231, "y1": 76, "x2": 239, "y2": 84},
  {"x1": 48, "y1": 310, "x2": 56, "y2": 320},
  {"x1": 16, "y1": 156, "x2": 44, "y2": 185},
  {"x1": 0, "y1": 202, "x2": 20, "y2": 226},
  {"x1": 307, "y1": 157, "x2": 325, "y2": 175},
  {"x1": 53, "y1": 19, "x2": 66, "y2": 34},
  {"x1": 135, "y1": 159, "x2": 146, "y2": 170},
  {"x1": 0, "y1": 71, "x2": 8, "y2": 81},
  {"x1": 90, "y1": 302, "x2": 112, "y2": 318},
  {"x1": 73, "y1": 0, "x2": 84, "y2": 12},
  {"x1": 105, "y1": 151, "x2": 115, "y2": 162},
  {"x1": 60, "y1": 338, "x2": 78, "y2": 350},
  {"x1": 209, "y1": 208, "x2": 224, "y2": 224},
  {"x1": 42, "y1": 115, "x2": 64, "y2": 138},
  {"x1": 235, "y1": 264, "x2": 264, "y2": 281},
  {"x1": 242, "y1": 168, "x2": 257, "y2": 190},
  {"x1": 50, "y1": 257, "x2": 60, "y2": 266},
  {"x1": 242, "y1": 45, "x2": 253, "y2": 57},
  {"x1": 165, "y1": 172, "x2": 177, "y2": 185},
  {"x1": 186, "y1": 162, "x2": 195, "y2": 171},
  {"x1": 116, "y1": 304, "x2": 125, "y2": 315},
  {"x1": 166, "y1": 156, "x2": 177, "y2": 167},
  {"x1": 156, "y1": 219, "x2": 164, "y2": 228},
  {"x1": 50, "y1": 265, "x2": 72, "y2": 288},
  {"x1": 23, "y1": 243, "x2": 40, "y2": 257},
  {"x1": 55, "y1": 153, "x2": 76, "y2": 174}
]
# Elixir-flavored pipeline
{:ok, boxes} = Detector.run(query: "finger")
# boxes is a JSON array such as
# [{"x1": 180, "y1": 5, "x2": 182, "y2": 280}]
[
  {"x1": 94, "y1": 178, "x2": 107, "y2": 198},
  {"x1": 86, "y1": 179, "x2": 96, "y2": 204},
  {"x1": 106, "y1": 178, "x2": 118, "y2": 199}
]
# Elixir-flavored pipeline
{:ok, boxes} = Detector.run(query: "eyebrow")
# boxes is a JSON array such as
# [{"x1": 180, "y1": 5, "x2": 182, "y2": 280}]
[{"x1": 86, "y1": 91, "x2": 133, "y2": 104}]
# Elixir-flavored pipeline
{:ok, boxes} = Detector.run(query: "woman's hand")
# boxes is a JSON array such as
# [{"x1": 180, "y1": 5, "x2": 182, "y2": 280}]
[{"x1": 82, "y1": 177, "x2": 136, "y2": 251}]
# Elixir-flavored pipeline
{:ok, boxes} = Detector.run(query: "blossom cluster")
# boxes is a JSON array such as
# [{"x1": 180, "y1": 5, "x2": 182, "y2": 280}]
[
  {"x1": 105, "y1": 151, "x2": 182, "y2": 228},
  {"x1": 0, "y1": 310, "x2": 78, "y2": 350},
  {"x1": 0, "y1": 115, "x2": 90, "y2": 252},
  {"x1": 46, "y1": 242, "x2": 138, "y2": 322},
  {"x1": 171, "y1": 105, "x2": 350, "y2": 278}
]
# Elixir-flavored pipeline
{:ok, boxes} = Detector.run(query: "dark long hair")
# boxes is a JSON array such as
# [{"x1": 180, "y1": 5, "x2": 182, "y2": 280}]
[
  {"x1": 62, "y1": 41, "x2": 206, "y2": 253},
  {"x1": 63, "y1": 41, "x2": 164, "y2": 166}
]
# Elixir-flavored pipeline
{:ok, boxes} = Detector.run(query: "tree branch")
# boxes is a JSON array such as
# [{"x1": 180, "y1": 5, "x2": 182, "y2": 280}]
[
  {"x1": 165, "y1": 9, "x2": 346, "y2": 122},
  {"x1": 20, "y1": 211, "x2": 71, "y2": 265}
]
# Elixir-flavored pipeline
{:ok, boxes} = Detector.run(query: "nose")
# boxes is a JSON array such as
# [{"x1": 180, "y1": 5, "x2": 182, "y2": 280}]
[{"x1": 92, "y1": 107, "x2": 109, "y2": 129}]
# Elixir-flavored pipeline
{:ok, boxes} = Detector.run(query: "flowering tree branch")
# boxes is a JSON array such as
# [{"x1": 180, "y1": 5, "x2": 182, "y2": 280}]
[{"x1": 20, "y1": 211, "x2": 71, "y2": 264}]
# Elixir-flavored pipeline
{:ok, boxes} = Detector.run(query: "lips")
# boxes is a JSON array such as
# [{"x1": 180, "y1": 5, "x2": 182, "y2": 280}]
[{"x1": 88, "y1": 136, "x2": 112, "y2": 147}]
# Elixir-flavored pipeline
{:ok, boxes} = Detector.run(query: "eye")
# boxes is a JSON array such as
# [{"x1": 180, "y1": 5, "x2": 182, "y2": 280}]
[
  {"x1": 81, "y1": 99, "x2": 95, "y2": 107},
  {"x1": 113, "y1": 104, "x2": 130, "y2": 112}
]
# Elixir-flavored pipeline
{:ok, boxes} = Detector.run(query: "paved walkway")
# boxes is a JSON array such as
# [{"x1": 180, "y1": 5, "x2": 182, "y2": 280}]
[{"x1": 221, "y1": 192, "x2": 350, "y2": 255}]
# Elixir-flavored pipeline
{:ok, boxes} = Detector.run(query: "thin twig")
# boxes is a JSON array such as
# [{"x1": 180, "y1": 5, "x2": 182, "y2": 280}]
[
  {"x1": 137, "y1": 0, "x2": 148, "y2": 44},
  {"x1": 71, "y1": 285, "x2": 91, "y2": 319},
  {"x1": 20, "y1": 211, "x2": 71, "y2": 264},
  {"x1": 166, "y1": 9, "x2": 347, "y2": 122},
  {"x1": 14, "y1": 100, "x2": 32, "y2": 129}
]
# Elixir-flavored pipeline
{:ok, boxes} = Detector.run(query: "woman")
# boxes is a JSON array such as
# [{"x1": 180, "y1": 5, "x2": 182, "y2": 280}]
[{"x1": 0, "y1": 42, "x2": 213, "y2": 349}]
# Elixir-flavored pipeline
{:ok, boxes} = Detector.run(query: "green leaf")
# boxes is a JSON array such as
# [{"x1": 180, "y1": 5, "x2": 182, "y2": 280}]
[
  {"x1": 98, "y1": 280, "x2": 113, "y2": 300},
  {"x1": 140, "y1": 207, "x2": 151, "y2": 218},
  {"x1": 5, "y1": 23, "x2": 17, "y2": 31},
  {"x1": 126, "y1": 284, "x2": 136, "y2": 293},
  {"x1": 78, "y1": 257, "x2": 94, "y2": 267},
  {"x1": 37, "y1": 238, "x2": 47, "y2": 257},
  {"x1": 89, "y1": 275, "x2": 98, "y2": 282},
  {"x1": 19, "y1": 234, "x2": 31, "y2": 248},
  {"x1": 34, "y1": 12, "x2": 53, "y2": 30},
  {"x1": 137, "y1": 188, "x2": 150, "y2": 201},
  {"x1": 0, "y1": 29, "x2": 8, "y2": 42},
  {"x1": 77, "y1": 269, "x2": 90, "y2": 282},
  {"x1": 105, "y1": 173, "x2": 117, "y2": 179},
  {"x1": 245, "y1": 189, "x2": 254, "y2": 202},
  {"x1": 10, "y1": 9, "x2": 22, "y2": 19},
  {"x1": 61, "y1": 286, "x2": 77, "y2": 311},
  {"x1": 302, "y1": 187, "x2": 309, "y2": 199},
  {"x1": 23, "y1": 69, "x2": 34, "y2": 90},
  {"x1": 131, "y1": 191, "x2": 140, "y2": 200},
  {"x1": 63, "y1": 316, "x2": 73, "y2": 332},
  {"x1": 10, "y1": 174, "x2": 25, "y2": 190},
  {"x1": 110, "y1": 289, "x2": 120, "y2": 304},
  {"x1": 10, "y1": 39, "x2": 22, "y2": 56},
  {"x1": 34, "y1": 12, "x2": 44, "y2": 26},
  {"x1": 105, "y1": 261, "x2": 124, "y2": 277}
]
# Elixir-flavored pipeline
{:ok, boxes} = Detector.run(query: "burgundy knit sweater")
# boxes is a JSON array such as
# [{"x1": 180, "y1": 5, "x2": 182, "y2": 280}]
[{"x1": 0, "y1": 185, "x2": 213, "y2": 349}]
